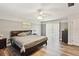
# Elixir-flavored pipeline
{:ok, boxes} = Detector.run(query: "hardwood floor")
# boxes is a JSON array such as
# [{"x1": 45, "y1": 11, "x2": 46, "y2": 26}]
[
  {"x1": 0, "y1": 46, "x2": 20, "y2": 56},
  {"x1": 61, "y1": 44, "x2": 79, "y2": 56},
  {"x1": 0, "y1": 44, "x2": 79, "y2": 56}
]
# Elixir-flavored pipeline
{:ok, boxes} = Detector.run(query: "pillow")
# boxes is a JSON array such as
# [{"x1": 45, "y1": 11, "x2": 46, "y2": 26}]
[{"x1": 18, "y1": 32, "x2": 31, "y2": 36}]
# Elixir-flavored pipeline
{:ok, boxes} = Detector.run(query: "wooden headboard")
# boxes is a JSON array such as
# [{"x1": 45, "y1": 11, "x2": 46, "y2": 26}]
[{"x1": 10, "y1": 30, "x2": 32, "y2": 37}]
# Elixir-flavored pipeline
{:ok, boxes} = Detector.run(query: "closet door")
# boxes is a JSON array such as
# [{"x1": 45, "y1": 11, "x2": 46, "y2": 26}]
[
  {"x1": 46, "y1": 22, "x2": 60, "y2": 55},
  {"x1": 46, "y1": 23, "x2": 59, "y2": 41}
]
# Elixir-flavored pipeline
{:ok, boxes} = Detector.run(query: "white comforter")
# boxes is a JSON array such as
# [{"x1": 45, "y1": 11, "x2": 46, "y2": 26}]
[{"x1": 12, "y1": 35, "x2": 47, "y2": 53}]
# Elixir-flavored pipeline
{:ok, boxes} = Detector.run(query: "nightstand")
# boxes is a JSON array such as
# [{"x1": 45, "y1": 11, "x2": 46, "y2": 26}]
[{"x1": 0, "y1": 38, "x2": 6, "y2": 49}]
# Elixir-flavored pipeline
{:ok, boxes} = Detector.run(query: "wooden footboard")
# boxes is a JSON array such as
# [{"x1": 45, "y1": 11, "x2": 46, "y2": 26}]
[{"x1": 11, "y1": 40, "x2": 47, "y2": 56}]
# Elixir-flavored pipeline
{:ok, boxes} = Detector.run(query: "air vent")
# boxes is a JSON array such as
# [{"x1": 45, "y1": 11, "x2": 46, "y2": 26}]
[{"x1": 68, "y1": 3, "x2": 74, "y2": 7}]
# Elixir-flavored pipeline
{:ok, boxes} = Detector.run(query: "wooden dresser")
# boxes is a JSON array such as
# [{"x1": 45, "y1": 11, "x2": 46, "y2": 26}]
[{"x1": 0, "y1": 38, "x2": 6, "y2": 49}]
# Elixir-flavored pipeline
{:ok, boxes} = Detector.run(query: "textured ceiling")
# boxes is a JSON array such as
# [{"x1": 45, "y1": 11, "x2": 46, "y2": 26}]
[{"x1": 0, "y1": 3, "x2": 79, "y2": 22}]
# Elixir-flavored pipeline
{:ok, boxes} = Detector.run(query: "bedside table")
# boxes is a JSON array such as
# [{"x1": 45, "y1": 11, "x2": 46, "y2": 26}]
[{"x1": 0, "y1": 38, "x2": 6, "y2": 49}]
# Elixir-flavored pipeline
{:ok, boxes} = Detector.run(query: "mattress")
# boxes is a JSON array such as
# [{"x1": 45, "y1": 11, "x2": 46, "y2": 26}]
[{"x1": 11, "y1": 35, "x2": 48, "y2": 53}]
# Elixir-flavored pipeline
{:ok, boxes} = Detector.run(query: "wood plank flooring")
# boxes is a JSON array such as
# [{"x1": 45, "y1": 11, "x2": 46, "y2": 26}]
[{"x1": 0, "y1": 44, "x2": 79, "y2": 56}]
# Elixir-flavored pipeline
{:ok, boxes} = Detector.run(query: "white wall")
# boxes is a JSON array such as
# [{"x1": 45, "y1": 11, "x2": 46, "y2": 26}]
[
  {"x1": 31, "y1": 23, "x2": 41, "y2": 35},
  {"x1": 68, "y1": 15, "x2": 79, "y2": 46},
  {"x1": 0, "y1": 19, "x2": 41, "y2": 40},
  {"x1": 0, "y1": 19, "x2": 32, "y2": 39},
  {"x1": 60, "y1": 22, "x2": 68, "y2": 31}
]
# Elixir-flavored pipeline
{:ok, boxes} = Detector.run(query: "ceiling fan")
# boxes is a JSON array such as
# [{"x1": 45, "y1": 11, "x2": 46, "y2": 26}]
[{"x1": 37, "y1": 8, "x2": 46, "y2": 20}]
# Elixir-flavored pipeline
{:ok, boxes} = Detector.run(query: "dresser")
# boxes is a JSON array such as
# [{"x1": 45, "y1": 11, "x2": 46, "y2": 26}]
[
  {"x1": 0, "y1": 38, "x2": 6, "y2": 49},
  {"x1": 62, "y1": 30, "x2": 68, "y2": 44}
]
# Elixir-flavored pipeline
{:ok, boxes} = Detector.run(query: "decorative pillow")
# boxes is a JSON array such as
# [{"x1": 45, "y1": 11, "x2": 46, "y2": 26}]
[{"x1": 18, "y1": 32, "x2": 31, "y2": 36}]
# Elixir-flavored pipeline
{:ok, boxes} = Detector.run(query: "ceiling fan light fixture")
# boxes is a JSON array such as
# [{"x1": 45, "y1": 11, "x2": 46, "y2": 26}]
[{"x1": 37, "y1": 15, "x2": 43, "y2": 19}]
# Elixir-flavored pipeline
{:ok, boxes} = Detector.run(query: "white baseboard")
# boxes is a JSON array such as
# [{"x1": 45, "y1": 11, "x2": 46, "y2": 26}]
[
  {"x1": 73, "y1": 42, "x2": 79, "y2": 46},
  {"x1": 68, "y1": 42, "x2": 79, "y2": 46}
]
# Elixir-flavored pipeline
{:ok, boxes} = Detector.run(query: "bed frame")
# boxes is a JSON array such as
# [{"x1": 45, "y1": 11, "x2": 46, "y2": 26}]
[{"x1": 10, "y1": 30, "x2": 47, "y2": 56}]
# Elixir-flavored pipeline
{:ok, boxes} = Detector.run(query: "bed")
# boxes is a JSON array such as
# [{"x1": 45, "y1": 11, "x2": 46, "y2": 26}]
[{"x1": 10, "y1": 30, "x2": 48, "y2": 55}]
